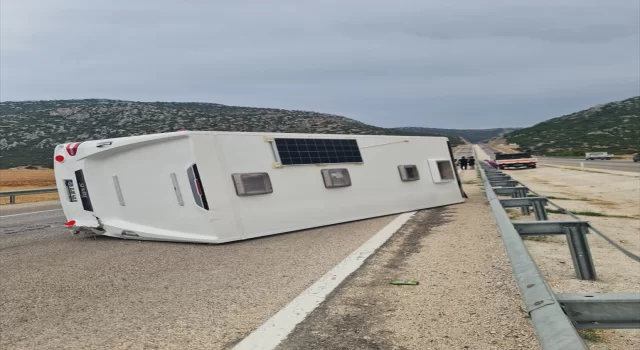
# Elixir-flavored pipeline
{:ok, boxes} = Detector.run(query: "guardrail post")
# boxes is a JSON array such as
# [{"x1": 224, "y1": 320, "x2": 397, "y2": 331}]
[
  {"x1": 564, "y1": 223, "x2": 597, "y2": 281},
  {"x1": 488, "y1": 173, "x2": 510, "y2": 178},
  {"x1": 512, "y1": 220, "x2": 596, "y2": 280},
  {"x1": 557, "y1": 293, "x2": 640, "y2": 329},
  {"x1": 532, "y1": 199, "x2": 548, "y2": 221},
  {"x1": 491, "y1": 180, "x2": 519, "y2": 187},
  {"x1": 513, "y1": 187, "x2": 531, "y2": 215}
]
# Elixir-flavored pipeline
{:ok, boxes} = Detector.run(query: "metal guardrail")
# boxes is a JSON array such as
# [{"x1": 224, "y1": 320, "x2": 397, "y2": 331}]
[
  {"x1": 484, "y1": 168, "x2": 597, "y2": 280},
  {"x1": 478, "y1": 155, "x2": 640, "y2": 349},
  {"x1": 479, "y1": 163, "x2": 589, "y2": 350},
  {"x1": 0, "y1": 188, "x2": 58, "y2": 204}
]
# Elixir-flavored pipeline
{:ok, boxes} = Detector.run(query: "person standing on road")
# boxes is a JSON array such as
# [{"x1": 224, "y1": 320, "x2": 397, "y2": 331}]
[
  {"x1": 468, "y1": 156, "x2": 476, "y2": 169},
  {"x1": 459, "y1": 156, "x2": 468, "y2": 170}
]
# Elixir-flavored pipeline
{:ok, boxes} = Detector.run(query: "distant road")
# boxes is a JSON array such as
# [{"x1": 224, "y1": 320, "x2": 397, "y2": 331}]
[
  {"x1": 453, "y1": 144, "x2": 474, "y2": 159},
  {"x1": 536, "y1": 157, "x2": 640, "y2": 173}
]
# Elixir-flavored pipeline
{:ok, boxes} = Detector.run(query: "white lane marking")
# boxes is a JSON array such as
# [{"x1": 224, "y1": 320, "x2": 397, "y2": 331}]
[
  {"x1": 233, "y1": 211, "x2": 416, "y2": 350},
  {"x1": 0, "y1": 209, "x2": 63, "y2": 218}
]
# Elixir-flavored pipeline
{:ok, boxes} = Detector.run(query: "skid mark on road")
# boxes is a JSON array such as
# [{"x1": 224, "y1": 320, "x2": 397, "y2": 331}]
[
  {"x1": 0, "y1": 209, "x2": 62, "y2": 218},
  {"x1": 1, "y1": 223, "x2": 55, "y2": 235}
]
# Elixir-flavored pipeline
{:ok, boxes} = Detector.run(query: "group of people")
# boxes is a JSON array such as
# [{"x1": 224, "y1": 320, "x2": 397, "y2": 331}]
[{"x1": 457, "y1": 156, "x2": 475, "y2": 170}]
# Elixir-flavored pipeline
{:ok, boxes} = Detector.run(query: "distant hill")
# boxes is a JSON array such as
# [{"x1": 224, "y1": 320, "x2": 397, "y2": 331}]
[
  {"x1": 391, "y1": 127, "x2": 520, "y2": 143},
  {"x1": 505, "y1": 96, "x2": 640, "y2": 156},
  {"x1": 0, "y1": 99, "x2": 463, "y2": 168}
]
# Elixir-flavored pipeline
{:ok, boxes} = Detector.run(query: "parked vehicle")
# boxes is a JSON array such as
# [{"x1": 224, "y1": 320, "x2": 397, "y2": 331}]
[
  {"x1": 53, "y1": 131, "x2": 466, "y2": 244},
  {"x1": 585, "y1": 152, "x2": 613, "y2": 160},
  {"x1": 494, "y1": 152, "x2": 537, "y2": 170},
  {"x1": 633, "y1": 153, "x2": 640, "y2": 162}
]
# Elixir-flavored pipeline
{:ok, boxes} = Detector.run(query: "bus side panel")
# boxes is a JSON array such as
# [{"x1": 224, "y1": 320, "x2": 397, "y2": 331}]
[{"x1": 213, "y1": 134, "x2": 464, "y2": 240}]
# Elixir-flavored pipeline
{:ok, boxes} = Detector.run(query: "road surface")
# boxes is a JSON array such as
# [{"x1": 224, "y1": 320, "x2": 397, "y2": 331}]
[
  {"x1": 536, "y1": 157, "x2": 640, "y2": 173},
  {"x1": 453, "y1": 144, "x2": 474, "y2": 159},
  {"x1": 477, "y1": 144, "x2": 496, "y2": 159},
  {"x1": 0, "y1": 179, "x2": 541, "y2": 350},
  {"x1": 0, "y1": 204, "x2": 398, "y2": 349}
]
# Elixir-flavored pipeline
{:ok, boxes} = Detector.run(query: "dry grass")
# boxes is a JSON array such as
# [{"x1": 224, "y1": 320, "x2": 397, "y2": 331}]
[
  {"x1": 578, "y1": 329, "x2": 605, "y2": 342},
  {"x1": 586, "y1": 198, "x2": 619, "y2": 209},
  {"x1": 0, "y1": 169, "x2": 58, "y2": 205},
  {"x1": 522, "y1": 235, "x2": 552, "y2": 242},
  {"x1": 487, "y1": 139, "x2": 520, "y2": 154},
  {"x1": 505, "y1": 208, "x2": 522, "y2": 220},
  {"x1": 613, "y1": 154, "x2": 637, "y2": 160}
]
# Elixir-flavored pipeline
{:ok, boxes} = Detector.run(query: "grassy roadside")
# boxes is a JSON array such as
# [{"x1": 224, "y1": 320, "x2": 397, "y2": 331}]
[
  {"x1": 546, "y1": 209, "x2": 637, "y2": 220},
  {"x1": 538, "y1": 164, "x2": 640, "y2": 178},
  {"x1": 0, "y1": 169, "x2": 58, "y2": 205}
]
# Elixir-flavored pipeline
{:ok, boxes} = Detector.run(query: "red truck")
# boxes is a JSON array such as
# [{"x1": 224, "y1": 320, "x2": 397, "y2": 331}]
[{"x1": 494, "y1": 152, "x2": 537, "y2": 170}]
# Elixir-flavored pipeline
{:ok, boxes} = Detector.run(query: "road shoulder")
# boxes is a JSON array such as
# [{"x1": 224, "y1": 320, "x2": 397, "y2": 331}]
[
  {"x1": 0, "y1": 200, "x2": 62, "y2": 216},
  {"x1": 277, "y1": 170, "x2": 538, "y2": 350}
]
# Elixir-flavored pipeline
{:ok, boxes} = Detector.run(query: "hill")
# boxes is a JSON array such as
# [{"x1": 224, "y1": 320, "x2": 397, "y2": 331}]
[
  {"x1": 505, "y1": 96, "x2": 640, "y2": 156},
  {"x1": 391, "y1": 127, "x2": 519, "y2": 143},
  {"x1": 0, "y1": 99, "x2": 463, "y2": 168}
]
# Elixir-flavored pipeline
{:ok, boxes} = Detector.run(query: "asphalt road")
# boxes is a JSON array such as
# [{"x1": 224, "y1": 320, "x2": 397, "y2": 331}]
[
  {"x1": 0, "y1": 204, "x2": 398, "y2": 349},
  {"x1": 476, "y1": 144, "x2": 496, "y2": 159},
  {"x1": 0, "y1": 200, "x2": 62, "y2": 217},
  {"x1": 536, "y1": 157, "x2": 640, "y2": 173},
  {"x1": 453, "y1": 144, "x2": 474, "y2": 159}
]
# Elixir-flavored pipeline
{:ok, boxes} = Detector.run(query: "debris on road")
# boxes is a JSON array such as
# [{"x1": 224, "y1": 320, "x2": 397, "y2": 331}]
[{"x1": 390, "y1": 280, "x2": 419, "y2": 285}]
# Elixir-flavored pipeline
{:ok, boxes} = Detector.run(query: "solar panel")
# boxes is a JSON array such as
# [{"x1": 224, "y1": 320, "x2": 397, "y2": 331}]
[{"x1": 274, "y1": 138, "x2": 363, "y2": 165}]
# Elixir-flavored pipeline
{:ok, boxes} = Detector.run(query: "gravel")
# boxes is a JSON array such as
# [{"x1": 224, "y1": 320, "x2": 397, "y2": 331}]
[
  {"x1": 504, "y1": 165, "x2": 640, "y2": 349},
  {"x1": 277, "y1": 170, "x2": 538, "y2": 350}
]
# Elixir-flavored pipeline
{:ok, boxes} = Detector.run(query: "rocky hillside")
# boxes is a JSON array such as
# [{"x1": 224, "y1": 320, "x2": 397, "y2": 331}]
[
  {"x1": 0, "y1": 99, "x2": 463, "y2": 168},
  {"x1": 391, "y1": 127, "x2": 519, "y2": 143},
  {"x1": 505, "y1": 96, "x2": 640, "y2": 156}
]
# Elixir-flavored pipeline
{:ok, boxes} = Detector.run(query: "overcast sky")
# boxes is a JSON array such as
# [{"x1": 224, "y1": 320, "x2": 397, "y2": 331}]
[{"x1": 1, "y1": 0, "x2": 639, "y2": 129}]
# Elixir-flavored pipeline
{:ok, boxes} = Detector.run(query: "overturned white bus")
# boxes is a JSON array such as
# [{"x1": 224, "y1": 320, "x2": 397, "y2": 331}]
[{"x1": 53, "y1": 131, "x2": 465, "y2": 244}]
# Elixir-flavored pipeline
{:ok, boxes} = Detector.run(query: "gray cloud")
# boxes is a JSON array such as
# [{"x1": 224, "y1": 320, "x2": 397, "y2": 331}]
[{"x1": 2, "y1": 0, "x2": 639, "y2": 129}]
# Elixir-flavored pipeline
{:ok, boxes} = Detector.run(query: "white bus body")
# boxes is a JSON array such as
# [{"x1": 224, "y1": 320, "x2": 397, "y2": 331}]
[{"x1": 53, "y1": 131, "x2": 465, "y2": 244}]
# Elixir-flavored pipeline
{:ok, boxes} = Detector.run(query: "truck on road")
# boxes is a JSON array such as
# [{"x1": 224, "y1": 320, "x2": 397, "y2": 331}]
[
  {"x1": 585, "y1": 152, "x2": 613, "y2": 160},
  {"x1": 494, "y1": 152, "x2": 537, "y2": 170}
]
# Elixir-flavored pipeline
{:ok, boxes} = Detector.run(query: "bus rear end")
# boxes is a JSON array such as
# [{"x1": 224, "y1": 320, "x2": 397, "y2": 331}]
[
  {"x1": 54, "y1": 142, "x2": 102, "y2": 232},
  {"x1": 53, "y1": 132, "x2": 220, "y2": 243}
]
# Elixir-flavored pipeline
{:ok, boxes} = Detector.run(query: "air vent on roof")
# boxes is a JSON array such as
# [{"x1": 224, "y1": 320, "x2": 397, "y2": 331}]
[
  {"x1": 321, "y1": 168, "x2": 352, "y2": 188},
  {"x1": 232, "y1": 173, "x2": 273, "y2": 196},
  {"x1": 398, "y1": 165, "x2": 420, "y2": 182}
]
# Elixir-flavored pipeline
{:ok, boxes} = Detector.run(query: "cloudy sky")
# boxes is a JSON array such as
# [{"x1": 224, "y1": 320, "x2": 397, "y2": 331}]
[{"x1": 1, "y1": 0, "x2": 639, "y2": 129}]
